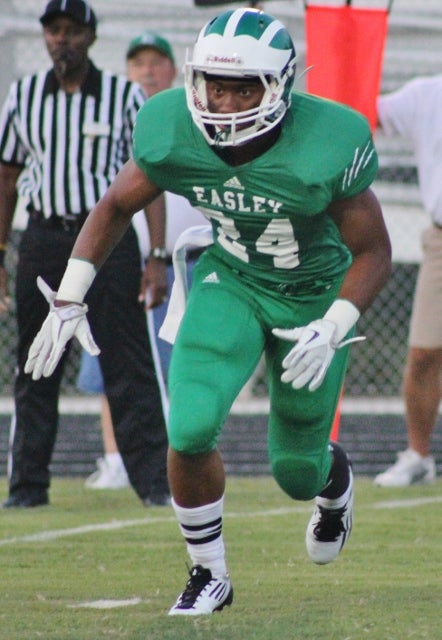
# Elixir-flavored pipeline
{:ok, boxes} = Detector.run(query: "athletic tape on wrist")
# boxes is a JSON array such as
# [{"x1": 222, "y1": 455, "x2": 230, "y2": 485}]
[
  {"x1": 323, "y1": 299, "x2": 360, "y2": 343},
  {"x1": 56, "y1": 258, "x2": 96, "y2": 303}
]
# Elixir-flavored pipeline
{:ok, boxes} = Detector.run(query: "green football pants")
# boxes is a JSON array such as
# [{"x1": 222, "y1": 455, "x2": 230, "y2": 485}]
[{"x1": 167, "y1": 251, "x2": 351, "y2": 501}]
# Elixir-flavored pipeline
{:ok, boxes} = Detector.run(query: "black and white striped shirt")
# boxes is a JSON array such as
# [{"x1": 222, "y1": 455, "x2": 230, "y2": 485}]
[{"x1": 0, "y1": 61, "x2": 146, "y2": 218}]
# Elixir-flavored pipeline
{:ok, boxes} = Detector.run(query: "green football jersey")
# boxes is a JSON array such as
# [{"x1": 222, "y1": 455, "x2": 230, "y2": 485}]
[{"x1": 133, "y1": 87, "x2": 378, "y2": 286}]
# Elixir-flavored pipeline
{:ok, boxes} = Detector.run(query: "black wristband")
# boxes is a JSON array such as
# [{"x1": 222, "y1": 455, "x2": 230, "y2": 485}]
[{"x1": 0, "y1": 249, "x2": 5, "y2": 267}]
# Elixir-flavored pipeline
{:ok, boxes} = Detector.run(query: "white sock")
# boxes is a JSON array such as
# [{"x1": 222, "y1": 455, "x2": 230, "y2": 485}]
[
  {"x1": 172, "y1": 496, "x2": 227, "y2": 578},
  {"x1": 104, "y1": 452, "x2": 124, "y2": 469}
]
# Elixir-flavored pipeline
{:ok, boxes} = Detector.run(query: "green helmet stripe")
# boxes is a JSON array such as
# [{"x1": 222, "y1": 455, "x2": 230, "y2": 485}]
[
  {"x1": 203, "y1": 9, "x2": 293, "y2": 53},
  {"x1": 204, "y1": 10, "x2": 234, "y2": 37},
  {"x1": 233, "y1": 11, "x2": 275, "y2": 39},
  {"x1": 268, "y1": 30, "x2": 295, "y2": 52}
]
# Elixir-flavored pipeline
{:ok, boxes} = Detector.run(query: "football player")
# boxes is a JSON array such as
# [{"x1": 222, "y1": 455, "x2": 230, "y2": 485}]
[{"x1": 24, "y1": 8, "x2": 391, "y2": 615}]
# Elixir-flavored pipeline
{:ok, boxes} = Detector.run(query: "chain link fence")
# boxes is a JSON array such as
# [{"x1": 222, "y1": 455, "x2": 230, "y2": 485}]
[{"x1": 1, "y1": 0, "x2": 442, "y2": 398}]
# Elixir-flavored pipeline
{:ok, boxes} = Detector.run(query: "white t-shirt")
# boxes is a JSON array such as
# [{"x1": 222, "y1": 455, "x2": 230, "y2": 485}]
[
  {"x1": 377, "y1": 74, "x2": 442, "y2": 223},
  {"x1": 132, "y1": 192, "x2": 206, "y2": 259}
]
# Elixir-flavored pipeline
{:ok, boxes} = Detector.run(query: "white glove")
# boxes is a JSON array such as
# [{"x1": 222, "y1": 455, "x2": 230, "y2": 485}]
[
  {"x1": 24, "y1": 276, "x2": 100, "y2": 381},
  {"x1": 272, "y1": 319, "x2": 364, "y2": 392}
]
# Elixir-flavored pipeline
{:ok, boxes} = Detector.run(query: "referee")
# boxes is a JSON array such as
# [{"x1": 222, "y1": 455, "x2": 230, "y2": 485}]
[{"x1": 0, "y1": 0, "x2": 170, "y2": 508}]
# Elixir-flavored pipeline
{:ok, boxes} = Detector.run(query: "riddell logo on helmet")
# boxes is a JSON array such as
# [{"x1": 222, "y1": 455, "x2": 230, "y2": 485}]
[
  {"x1": 206, "y1": 55, "x2": 243, "y2": 66},
  {"x1": 192, "y1": 88, "x2": 208, "y2": 112}
]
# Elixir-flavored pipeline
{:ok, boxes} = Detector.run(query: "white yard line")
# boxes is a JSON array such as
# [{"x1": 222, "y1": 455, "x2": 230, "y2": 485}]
[
  {"x1": 68, "y1": 598, "x2": 144, "y2": 609},
  {"x1": 373, "y1": 495, "x2": 442, "y2": 509},
  {"x1": 1, "y1": 496, "x2": 441, "y2": 547}
]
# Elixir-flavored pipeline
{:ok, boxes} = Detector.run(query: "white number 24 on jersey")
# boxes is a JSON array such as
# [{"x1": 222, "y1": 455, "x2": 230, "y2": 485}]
[{"x1": 203, "y1": 208, "x2": 300, "y2": 269}]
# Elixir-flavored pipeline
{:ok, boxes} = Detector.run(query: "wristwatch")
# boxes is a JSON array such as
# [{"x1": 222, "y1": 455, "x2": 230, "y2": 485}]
[{"x1": 149, "y1": 247, "x2": 167, "y2": 260}]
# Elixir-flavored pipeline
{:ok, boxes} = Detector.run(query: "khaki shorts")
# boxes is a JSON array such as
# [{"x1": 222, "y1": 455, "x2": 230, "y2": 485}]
[{"x1": 409, "y1": 225, "x2": 442, "y2": 348}]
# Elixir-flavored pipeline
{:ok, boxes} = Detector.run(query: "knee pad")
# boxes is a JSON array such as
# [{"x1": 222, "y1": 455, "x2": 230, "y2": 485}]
[
  {"x1": 271, "y1": 452, "x2": 326, "y2": 501},
  {"x1": 167, "y1": 381, "x2": 224, "y2": 455}
]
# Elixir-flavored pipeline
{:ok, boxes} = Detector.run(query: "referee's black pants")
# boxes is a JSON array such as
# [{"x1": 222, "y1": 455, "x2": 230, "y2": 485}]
[{"x1": 8, "y1": 217, "x2": 169, "y2": 503}]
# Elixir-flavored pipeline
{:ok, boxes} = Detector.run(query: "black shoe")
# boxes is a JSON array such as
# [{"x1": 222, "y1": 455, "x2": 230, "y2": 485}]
[
  {"x1": 143, "y1": 492, "x2": 171, "y2": 507},
  {"x1": 2, "y1": 491, "x2": 49, "y2": 509},
  {"x1": 305, "y1": 467, "x2": 354, "y2": 564}
]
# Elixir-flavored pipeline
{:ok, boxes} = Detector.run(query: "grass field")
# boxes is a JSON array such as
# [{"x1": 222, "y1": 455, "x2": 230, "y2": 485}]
[{"x1": 0, "y1": 475, "x2": 441, "y2": 640}]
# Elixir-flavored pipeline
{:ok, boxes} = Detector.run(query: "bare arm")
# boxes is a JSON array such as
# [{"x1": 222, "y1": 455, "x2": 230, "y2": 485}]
[
  {"x1": 328, "y1": 187, "x2": 392, "y2": 313},
  {"x1": 145, "y1": 193, "x2": 166, "y2": 251},
  {"x1": 0, "y1": 163, "x2": 20, "y2": 244},
  {"x1": 71, "y1": 159, "x2": 163, "y2": 269},
  {"x1": 0, "y1": 163, "x2": 22, "y2": 312},
  {"x1": 272, "y1": 187, "x2": 392, "y2": 392},
  {"x1": 139, "y1": 193, "x2": 168, "y2": 308},
  {"x1": 25, "y1": 159, "x2": 165, "y2": 378}
]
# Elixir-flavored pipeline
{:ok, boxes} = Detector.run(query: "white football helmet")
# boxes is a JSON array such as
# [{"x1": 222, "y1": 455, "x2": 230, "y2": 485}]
[{"x1": 185, "y1": 8, "x2": 297, "y2": 147}]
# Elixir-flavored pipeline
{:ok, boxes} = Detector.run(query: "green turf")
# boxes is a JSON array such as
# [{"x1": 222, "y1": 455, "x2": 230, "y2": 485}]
[{"x1": 0, "y1": 476, "x2": 440, "y2": 639}]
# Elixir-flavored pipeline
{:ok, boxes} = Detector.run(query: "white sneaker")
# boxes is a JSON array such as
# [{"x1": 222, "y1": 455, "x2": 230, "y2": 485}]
[
  {"x1": 306, "y1": 469, "x2": 354, "y2": 565},
  {"x1": 374, "y1": 449, "x2": 436, "y2": 487},
  {"x1": 85, "y1": 457, "x2": 130, "y2": 490},
  {"x1": 168, "y1": 565, "x2": 233, "y2": 616}
]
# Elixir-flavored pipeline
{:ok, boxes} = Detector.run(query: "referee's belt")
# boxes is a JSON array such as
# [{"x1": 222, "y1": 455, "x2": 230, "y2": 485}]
[{"x1": 28, "y1": 208, "x2": 89, "y2": 234}]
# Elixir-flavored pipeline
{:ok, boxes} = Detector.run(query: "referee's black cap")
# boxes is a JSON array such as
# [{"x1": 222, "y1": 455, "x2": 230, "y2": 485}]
[{"x1": 40, "y1": 0, "x2": 97, "y2": 31}]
